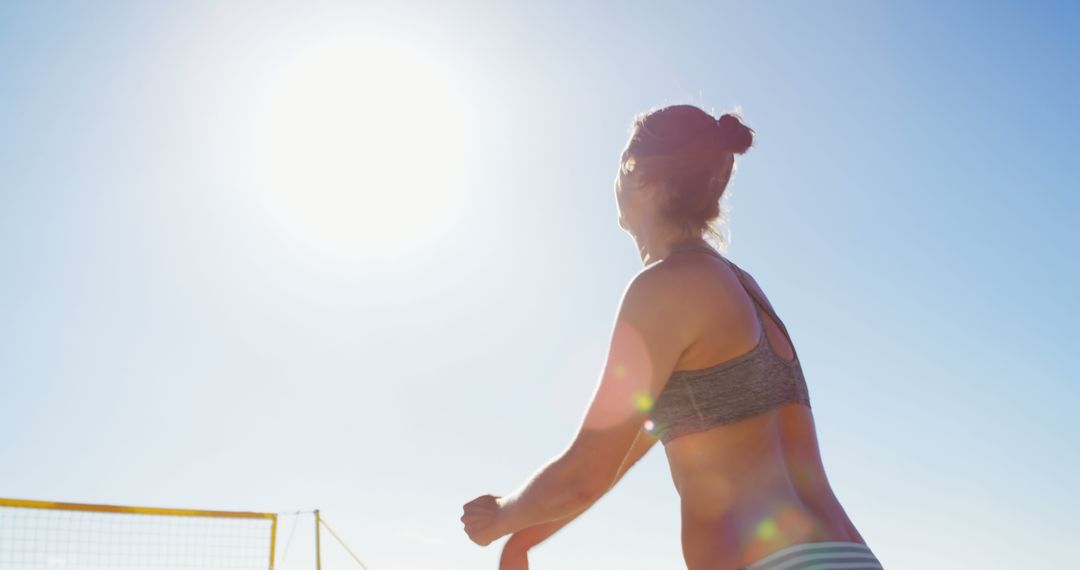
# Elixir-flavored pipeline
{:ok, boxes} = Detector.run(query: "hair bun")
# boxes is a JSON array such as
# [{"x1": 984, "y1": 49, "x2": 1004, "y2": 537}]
[{"x1": 715, "y1": 113, "x2": 754, "y2": 155}]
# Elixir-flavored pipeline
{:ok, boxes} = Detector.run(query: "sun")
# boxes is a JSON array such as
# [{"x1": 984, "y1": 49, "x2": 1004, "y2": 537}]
[{"x1": 256, "y1": 37, "x2": 468, "y2": 254}]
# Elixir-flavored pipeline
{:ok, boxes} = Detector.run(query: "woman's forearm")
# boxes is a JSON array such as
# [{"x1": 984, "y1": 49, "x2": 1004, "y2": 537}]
[
  {"x1": 504, "y1": 491, "x2": 596, "y2": 553},
  {"x1": 506, "y1": 427, "x2": 657, "y2": 551},
  {"x1": 504, "y1": 511, "x2": 583, "y2": 555},
  {"x1": 497, "y1": 453, "x2": 595, "y2": 537}
]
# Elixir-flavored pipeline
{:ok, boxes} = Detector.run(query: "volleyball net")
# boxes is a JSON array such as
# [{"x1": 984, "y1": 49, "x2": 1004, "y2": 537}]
[
  {"x1": 0, "y1": 497, "x2": 277, "y2": 570},
  {"x1": 0, "y1": 498, "x2": 372, "y2": 570}
]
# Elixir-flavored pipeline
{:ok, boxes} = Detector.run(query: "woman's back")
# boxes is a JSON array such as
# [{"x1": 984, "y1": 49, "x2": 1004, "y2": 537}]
[
  {"x1": 719, "y1": 256, "x2": 863, "y2": 545},
  {"x1": 655, "y1": 246, "x2": 869, "y2": 569}
]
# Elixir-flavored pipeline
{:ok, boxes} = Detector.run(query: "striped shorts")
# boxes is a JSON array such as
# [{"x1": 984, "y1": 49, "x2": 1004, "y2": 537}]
[{"x1": 741, "y1": 540, "x2": 884, "y2": 570}]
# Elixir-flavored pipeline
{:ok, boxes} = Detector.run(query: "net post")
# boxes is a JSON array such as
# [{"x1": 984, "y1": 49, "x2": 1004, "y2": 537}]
[
  {"x1": 315, "y1": 508, "x2": 322, "y2": 570},
  {"x1": 269, "y1": 513, "x2": 278, "y2": 570}
]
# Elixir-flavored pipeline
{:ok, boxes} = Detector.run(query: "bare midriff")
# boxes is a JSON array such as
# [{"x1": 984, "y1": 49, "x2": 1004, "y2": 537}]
[{"x1": 664, "y1": 402, "x2": 866, "y2": 570}]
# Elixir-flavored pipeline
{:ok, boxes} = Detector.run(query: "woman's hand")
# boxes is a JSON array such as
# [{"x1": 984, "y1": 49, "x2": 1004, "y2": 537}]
[{"x1": 461, "y1": 494, "x2": 508, "y2": 547}]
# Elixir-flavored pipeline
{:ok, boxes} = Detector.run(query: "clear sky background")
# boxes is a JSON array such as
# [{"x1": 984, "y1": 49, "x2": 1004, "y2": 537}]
[{"x1": 1, "y1": 1, "x2": 1077, "y2": 568}]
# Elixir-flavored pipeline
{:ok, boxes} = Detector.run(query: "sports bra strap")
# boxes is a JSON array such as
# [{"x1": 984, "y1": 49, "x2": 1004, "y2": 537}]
[{"x1": 666, "y1": 243, "x2": 800, "y2": 361}]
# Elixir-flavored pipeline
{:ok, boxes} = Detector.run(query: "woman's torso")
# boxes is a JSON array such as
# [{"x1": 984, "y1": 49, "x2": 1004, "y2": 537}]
[{"x1": 655, "y1": 248, "x2": 866, "y2": 570}]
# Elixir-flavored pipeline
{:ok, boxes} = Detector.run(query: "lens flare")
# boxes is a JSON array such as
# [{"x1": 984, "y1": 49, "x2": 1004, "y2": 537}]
[
  {"x1": 633, "y1": 391, "x2": 654, "y2": 412},
  {"x1": 744, "y1": 501, "x2": 820, "y2": 563},
  {"x1": 755, "y1": 517, "x2": 780, "y2": 542}
]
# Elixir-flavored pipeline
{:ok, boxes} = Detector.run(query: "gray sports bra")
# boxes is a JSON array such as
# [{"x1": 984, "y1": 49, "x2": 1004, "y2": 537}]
[{"x1": 646, "y1": 243, "x2": 812, "y2": 445}]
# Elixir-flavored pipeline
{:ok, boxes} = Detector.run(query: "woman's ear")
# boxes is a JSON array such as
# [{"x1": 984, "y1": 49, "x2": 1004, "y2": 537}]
[{"x1": 639, "y1": 179, "x2": 667, "y2": 211}]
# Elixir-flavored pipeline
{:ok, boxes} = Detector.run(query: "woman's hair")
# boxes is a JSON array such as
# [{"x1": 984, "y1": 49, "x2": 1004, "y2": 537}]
[{"x1": 620, "y1": 104, "x2": 755, "y2": 252}]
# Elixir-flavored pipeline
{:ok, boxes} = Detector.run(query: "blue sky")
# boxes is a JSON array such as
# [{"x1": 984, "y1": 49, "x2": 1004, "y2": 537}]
[{"x1": 1, "y1": 1, "x2": 1077, "y2": 568}]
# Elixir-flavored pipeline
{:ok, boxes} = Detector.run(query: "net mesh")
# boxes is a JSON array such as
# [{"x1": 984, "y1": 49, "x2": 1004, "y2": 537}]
[{"x1": 0, "y1": 504, "x2": 274, "y2": 570}]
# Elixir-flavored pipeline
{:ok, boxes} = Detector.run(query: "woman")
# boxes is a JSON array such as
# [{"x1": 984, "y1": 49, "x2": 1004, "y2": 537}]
[{"x1": 462, "y1": 104, "x2": 883, "y2": 570}]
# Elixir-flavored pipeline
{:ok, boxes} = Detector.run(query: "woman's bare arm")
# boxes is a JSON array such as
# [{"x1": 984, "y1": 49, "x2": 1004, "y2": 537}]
[{"x1": 503, "y1": 426, "x2": 658, "y2": 553}]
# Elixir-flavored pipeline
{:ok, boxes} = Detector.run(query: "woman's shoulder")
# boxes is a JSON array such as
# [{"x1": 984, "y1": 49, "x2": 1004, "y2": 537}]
[{"x1": 624, "y1": 252, "x2": 731, "y2": 314}]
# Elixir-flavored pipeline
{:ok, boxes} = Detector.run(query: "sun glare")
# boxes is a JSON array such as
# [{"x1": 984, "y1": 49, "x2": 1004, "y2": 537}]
[{"x1": 256, "y1": 37, "x2": 468, "y2": 253}]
